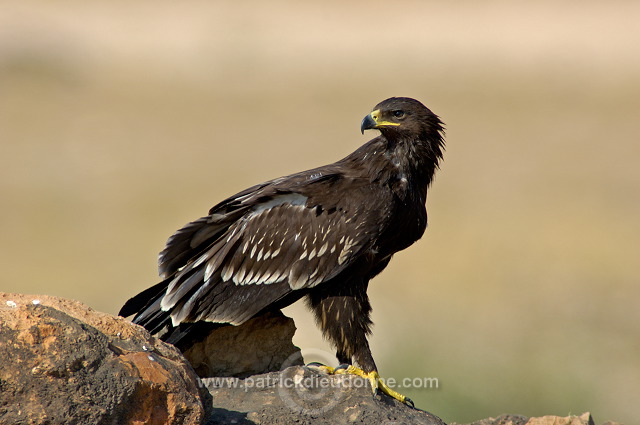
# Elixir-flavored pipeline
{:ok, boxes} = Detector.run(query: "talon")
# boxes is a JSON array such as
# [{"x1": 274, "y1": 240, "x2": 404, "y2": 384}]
[
  {"x1": 324, "y1": 365, "x2": 413, "y2": 406},
  {"x1": 306, "y1": 362, "x2": 336, "y2": 374},
  {"x1": 371, "y1": 370, "x2": 414, "y2": 406}
]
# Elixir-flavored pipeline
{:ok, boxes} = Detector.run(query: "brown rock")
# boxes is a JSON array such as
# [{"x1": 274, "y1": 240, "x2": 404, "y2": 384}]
[
  {"x1": 182, "y1": 310, "x2": 303, "y2": 378},
  {"x1": 453, "y1": 412, "x2": 604, "y2": 425},
  {"x1": 1, "y1": 293, "x2": 622, "y2": 425},
  {"x1": 0, "y1": 293, "x2": 207, "y2": 425},
  {"x1": 451, "y1": 414, "x2": 529, "y2": 425},
  {"x1": 525, "y1": 412, "x2": 594, "y2": 425}
]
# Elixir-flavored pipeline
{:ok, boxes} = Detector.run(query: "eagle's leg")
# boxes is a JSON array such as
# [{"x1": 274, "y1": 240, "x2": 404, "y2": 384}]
[{"x1": 306, "y1": 283, "x2": 414, "y2": 406}]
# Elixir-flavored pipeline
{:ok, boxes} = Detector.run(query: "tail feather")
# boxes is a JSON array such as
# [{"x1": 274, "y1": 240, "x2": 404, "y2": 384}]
[
  {"x1": 163, "y1": 321, "x2": 226, "y2": 350},
  {"x1": 119, "y1": 279, "x2": 175, "y2": 337},
  {"x1": 119, "y1": 278, "x2": 226, "y2": 348},
  {"x1": 119, "y1": 279, "x2": 169, "y2": 318}
]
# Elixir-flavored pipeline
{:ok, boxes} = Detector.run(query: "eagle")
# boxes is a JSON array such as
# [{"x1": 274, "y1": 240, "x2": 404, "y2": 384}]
[{"x1": 120, "y1": 97, "x2": 445, "y2": 405}]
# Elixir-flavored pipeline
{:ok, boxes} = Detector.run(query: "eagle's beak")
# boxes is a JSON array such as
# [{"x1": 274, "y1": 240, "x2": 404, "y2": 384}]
[
  {"x1": 361, "y1": 113, "x2": 377, "y2": 134},
  {"x1": 360, "y1": 109, "x2": 401, "y2": 134}
]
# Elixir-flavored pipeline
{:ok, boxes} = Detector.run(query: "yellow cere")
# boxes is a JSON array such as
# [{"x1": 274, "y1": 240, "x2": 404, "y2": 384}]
[{"x1": 370, "y1": 109, "x2": 401, "y2": 127}]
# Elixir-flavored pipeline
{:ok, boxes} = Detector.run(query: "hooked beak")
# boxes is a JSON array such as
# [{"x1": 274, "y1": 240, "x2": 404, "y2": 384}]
[{"x1": 360, "y1": 109, "x2": 401, "y2": 134}]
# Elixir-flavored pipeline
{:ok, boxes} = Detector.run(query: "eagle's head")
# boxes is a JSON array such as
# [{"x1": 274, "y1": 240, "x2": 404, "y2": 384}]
[{"x1": 361, "y1": 97, "x2": 444, "y2": 142}]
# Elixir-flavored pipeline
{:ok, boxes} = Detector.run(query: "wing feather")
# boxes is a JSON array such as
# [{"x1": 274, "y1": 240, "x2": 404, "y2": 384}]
[
  {"x1": 216, "y1": 202, "x2": 367, "y2": 290},
  {"x1": 156, "y1": 181, "x2": 377, "y2": 326}
]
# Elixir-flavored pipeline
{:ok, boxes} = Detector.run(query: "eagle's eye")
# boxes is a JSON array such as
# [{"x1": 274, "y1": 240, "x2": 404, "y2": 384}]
[{"x1": 392, "y1": 110, "x2": 405, "y2": 118}]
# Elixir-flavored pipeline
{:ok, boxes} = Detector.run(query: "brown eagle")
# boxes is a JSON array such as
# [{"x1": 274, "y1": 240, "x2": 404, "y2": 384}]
[{"x1": 120, "y1": 97, "x2": 445, "y2": 405}]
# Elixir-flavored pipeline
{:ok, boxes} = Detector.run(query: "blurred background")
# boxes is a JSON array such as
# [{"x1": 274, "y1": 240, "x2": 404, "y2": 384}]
[{"x1": 1, "y1": 1, "x2": 638, "y2": 423}]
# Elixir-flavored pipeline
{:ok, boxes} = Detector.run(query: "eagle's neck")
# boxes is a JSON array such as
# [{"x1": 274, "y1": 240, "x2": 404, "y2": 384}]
[
  {"x1": 386, "y1": 133, "x2": 444, "y2": 189},
  {"x1": 345, "y1": 131, "x2": 444, "y2": 194}
]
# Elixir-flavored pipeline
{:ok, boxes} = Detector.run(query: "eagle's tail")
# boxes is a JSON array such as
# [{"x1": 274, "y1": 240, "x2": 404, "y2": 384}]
[
  {"x1": 119, "y1": 279, "x2": 227, "y2": 349},
  {"x1": 119, "y1": 279, "x2": 173, "y2": 335}
]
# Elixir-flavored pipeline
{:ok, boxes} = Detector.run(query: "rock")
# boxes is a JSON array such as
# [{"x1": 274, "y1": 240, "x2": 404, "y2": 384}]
[
  {"x1": 203, "y1": 365, "x2": 446, "y2": 425},
  {"x1": 181, "y1": 310, "x2": 303, "y2": 378},
  {"x1": 451, "y1": 414, "x2": 529, "y2": 425},
  {"x1": 0, "y1": 293, "x2": 624, "y2": 425},
  {"x1": 524, "y1": 412, "x2": 594, "y2": 425},
  {"x1": 0, "y1": 293, "x2": 208, "y2": 425},
  {"x1": 452, "y1": 412, "x2": 614, "y2": 425}
]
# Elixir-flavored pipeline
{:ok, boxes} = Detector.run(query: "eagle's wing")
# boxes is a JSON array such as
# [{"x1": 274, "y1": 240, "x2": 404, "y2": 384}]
[{"x1": 152, "y1": 172, "x2": 380, "y2": 326}]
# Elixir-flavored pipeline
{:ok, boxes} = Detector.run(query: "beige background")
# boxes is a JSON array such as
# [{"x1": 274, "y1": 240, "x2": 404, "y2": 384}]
[{"x1": 1, "y1": 1, "x2": 638, "y2": 423}]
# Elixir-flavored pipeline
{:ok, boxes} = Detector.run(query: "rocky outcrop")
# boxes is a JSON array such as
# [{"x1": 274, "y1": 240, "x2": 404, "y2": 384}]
[
  {"x1": 0, "y1": 293, "x2": 207, "y2": 425},
  {"x1": 0, "y1": 293, "x2": 623, "y2": 425}
]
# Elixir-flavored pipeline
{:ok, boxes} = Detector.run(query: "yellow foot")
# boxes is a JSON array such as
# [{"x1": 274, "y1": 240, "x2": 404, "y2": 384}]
[{"x1": 310, "y1": 364, "x2": 414, "y2": 407}]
